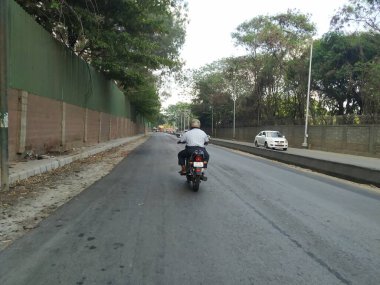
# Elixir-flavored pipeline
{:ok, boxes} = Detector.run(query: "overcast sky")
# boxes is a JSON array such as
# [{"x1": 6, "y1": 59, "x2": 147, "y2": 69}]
[
  {"x1": 162, "y1": 0, "x2": 349, "y2": 107},
  {"x1": 181, "y1": 0, "x2": 348, "y2": 69}
]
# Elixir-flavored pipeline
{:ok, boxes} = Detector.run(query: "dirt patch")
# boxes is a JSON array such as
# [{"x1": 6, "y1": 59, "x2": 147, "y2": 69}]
[{"x1": 0, "y1": 136, "x2": 148, "y2": 251}]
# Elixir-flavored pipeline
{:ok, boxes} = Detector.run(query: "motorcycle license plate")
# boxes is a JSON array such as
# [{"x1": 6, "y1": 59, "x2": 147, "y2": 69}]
[{"x1": 193, "y1": 162, "x2": 204, "y2": 167}]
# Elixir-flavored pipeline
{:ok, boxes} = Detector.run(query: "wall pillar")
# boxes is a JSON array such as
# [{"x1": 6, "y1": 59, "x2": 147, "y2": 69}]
[
  {"x1": 342, "y1": 126, "x2": 347, "y2": 150},
  {"x1": 369, "y1": 125, "x2": 375, "y2": 154},
  {"x1": 98, "y1": 112, "x2": 102, "y2": 143},
  {"x1": 109, "y1": 117, "x2": 112, "y2": 140},
  {"x1": 17, "y1": 90, "x2": 28, "y2": 154},
  {"x1": 61, "y1": 102, "x2": 66, "y2": 148},
  {"x1": 83, "y1": 108, "x2": 88, "y2": 143}
]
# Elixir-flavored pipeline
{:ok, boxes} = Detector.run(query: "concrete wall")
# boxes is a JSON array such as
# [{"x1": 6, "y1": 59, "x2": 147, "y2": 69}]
[
  {"x1": 8, "y1": 89, "x2": 145, "y2": 161},
  {"x1": 207, "y1": 124, "x2": 380, "y2": 158}
]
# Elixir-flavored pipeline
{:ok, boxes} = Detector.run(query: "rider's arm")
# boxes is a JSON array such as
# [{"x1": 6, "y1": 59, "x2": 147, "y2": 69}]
[
  {"x1": 179, "y1": 132, "x2": 187, "y2": 143},
  {"x1": 204, "y1": 132, "x2": 209, "y2": 144}
]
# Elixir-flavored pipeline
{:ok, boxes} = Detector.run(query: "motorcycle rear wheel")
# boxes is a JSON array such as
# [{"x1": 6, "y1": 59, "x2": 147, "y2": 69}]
[{"x1": 192, "y1": 176, "x2": 200, "y2": 192}]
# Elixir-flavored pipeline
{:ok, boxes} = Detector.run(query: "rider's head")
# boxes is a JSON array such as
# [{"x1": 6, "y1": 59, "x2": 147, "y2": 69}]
[{"x1": 190, "y1": 119, "x2": 201, "y2": 129}]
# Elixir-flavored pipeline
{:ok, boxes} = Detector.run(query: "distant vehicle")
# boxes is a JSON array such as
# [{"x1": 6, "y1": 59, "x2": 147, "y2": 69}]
[{"x1": 254, "y1": 130, "x2": 288, "y2": 151}]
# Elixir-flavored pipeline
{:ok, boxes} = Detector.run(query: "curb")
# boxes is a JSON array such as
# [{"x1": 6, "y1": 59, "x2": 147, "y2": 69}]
[
  {"x1": 211, "y1": 139, "x2": 380, "y2": 187},
  {"x1": 8, "y1": 135, "x2": 145, "y2": 185}
]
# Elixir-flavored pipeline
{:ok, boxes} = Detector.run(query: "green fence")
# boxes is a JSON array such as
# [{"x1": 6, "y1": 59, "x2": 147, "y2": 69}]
[{"x1": 8, "y1": 0, "x2": 138, "y2": 120}]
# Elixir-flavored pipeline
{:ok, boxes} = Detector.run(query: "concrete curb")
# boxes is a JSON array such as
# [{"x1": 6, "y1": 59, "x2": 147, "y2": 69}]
[
  {"x1": 211, "y1": 139, "x2": 380, "y2": 187},
  {"x1": 8, "y1": 135, "x2": 145, "y2": 185}
]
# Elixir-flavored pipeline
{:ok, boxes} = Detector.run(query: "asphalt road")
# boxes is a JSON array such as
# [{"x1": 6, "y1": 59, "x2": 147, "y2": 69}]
[{"x1": 1, "y1": 133, "x2": 379, "y2": 285}]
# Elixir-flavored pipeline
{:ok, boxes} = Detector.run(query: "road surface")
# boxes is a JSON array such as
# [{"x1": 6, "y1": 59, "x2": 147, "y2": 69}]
[{"x1": 1, "y1": 133, "x2": 379, "y2": 284}]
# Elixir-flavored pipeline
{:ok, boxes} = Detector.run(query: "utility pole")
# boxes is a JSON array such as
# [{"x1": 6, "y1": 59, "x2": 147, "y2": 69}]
[
  {"x1": 302, "y1": 41, "x2": 313, "y2": 148},
  {"x1": 233, "y1": 97, "x2": 236, "y2": 140},
  {"x1": 0, "y1": 0, "x2": 9, "y2": 191},
  {"x1": 211, "y1": 106, "x2": 213, "y2": 137}
]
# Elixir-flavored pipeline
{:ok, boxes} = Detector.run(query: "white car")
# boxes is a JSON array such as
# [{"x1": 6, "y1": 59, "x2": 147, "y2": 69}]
[{"x1": 254, "y1": 130, "x2": 288, "y2": 150}]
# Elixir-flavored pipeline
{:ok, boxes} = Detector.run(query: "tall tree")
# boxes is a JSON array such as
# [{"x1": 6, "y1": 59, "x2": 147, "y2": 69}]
[
  {"x1": 231, "y1": 10, "x2": 316, "y2": 123},
  {"x1": 191, "y1": 61, "x2": 232, "y2": 128},
  {"x1": 331, "y1": 0, "x2": 380, "y2": 33},
  {"x1": 312, "y1": 32, "x2": 380, "y2": 115},
  {"x1": 15, "y1": 0, "x2": 188, "y2": 119}
]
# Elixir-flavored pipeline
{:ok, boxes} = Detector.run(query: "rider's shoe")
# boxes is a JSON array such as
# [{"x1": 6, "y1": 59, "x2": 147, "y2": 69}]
[{"x1": 201, "y1": 174, "x2": 208, "y2": 181}]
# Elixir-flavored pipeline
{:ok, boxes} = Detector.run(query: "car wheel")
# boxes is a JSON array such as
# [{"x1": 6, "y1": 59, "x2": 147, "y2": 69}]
[
  {"x1": 254, "y1": 140, "x2": 259, "y2": 147},
  {"x1": 283, "y1": 148, "x2": 287, "y2": 151},
  {"x1": 264, "y1": 142, "x2": 269, "y2": 149}
]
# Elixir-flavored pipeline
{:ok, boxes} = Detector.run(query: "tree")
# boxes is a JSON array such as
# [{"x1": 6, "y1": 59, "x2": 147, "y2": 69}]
[
  {"x1": 15, "y1": 0, "x2": 188, "y2": 119},
  {"x1": 313, "y1": 32, "x2": 380, "y2": 115},
  {"x1": 331, "y1": 0, "x2": 380, "y2": 33},
  {"x1": 191, "y1": 61, "x2": 232, "y2": 128},
  {"x1": 231, "y1": 10, "x2": 316, "y2": 124},
  {"x1": 164, "y1": 102, "x2": 192, "y2": 130},
  {"x1": 232, "y1": 9, "x2": 315, "y2": 58}
]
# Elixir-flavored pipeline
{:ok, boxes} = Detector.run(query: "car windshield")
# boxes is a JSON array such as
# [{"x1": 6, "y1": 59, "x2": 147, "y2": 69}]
[{"x1": 267, "y1": 131, "x2": 283, "y2": 138}]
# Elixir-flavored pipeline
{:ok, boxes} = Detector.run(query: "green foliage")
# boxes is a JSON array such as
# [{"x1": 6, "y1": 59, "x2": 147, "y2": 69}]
[
  {"x1": 164, "y1": 102, "x2": 192, "y2": 129},
  {"x1": 331, "y1": 0, "x2": 380, "y2": 33},
  {"x1": 313, "y1": 32, "x2": 380, "y2": 115},
  {"x1": 191, "y1": 61, "x2": 233, "y2": 127},
  {"x1": 15, "y1": 0, "x2": 188, "y2": 120},
  {"x1": 232, "y1": 9, "x2": 316, "y2": 57},
  {"x1": 361, "y1": 59, "x2": 380, "y2": 115}
]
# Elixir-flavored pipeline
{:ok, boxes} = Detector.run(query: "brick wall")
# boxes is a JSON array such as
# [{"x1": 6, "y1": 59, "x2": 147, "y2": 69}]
[
  {"x1": 26, "y1": 94, "x2": 62, "y2": 153},
  {"x1": 100, "y1": 113, "x2": 111, "y2": 142},
  {"x1": 7, "y1": 89, "x2": 145, "y2": 161},
  {"x1": 65, "y1": 104, "x2": 85, "y2": 149},
  {"x1": 86, "y1": 109, "x2": 100, "y2": 144}
]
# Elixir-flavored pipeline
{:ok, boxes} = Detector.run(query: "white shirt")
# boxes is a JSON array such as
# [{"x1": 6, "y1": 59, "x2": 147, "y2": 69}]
[{"x1": 180, "y1": 128, "x2": 209, "y2": 147}]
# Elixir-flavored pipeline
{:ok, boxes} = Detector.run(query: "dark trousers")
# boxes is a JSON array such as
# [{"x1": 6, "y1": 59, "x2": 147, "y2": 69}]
[{"x1": 178, "y1": 146, "x2": 209, "y2": 166}]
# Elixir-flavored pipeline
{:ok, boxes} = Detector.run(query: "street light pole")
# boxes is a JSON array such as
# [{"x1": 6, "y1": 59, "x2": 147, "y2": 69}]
[
  {"x1": 0, "y1": 0, "x2": 9, "y2": 191},
  {"x1": 183, "y1": 112, "x2": 185, "y2": 131},
  {"x1": 302, "y1": 41, "x2": 313, "y2": 148},
  {"x1": 233, "y1": 97, "x2": 236, "y2": 140},
  {"x1": 211, "y1": 106, "x2": 213, "y2": 137},
  {"x1": 187, "y1": 111, "x2": 190, "y2": 130}
]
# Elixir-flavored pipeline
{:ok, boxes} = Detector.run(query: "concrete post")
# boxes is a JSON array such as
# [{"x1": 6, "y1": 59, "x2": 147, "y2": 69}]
[
  {"x1": 342, "y1": 126, "x2": 348, "y2": 151},
  {"x1": 98, "y1": 112, "x2": 102, "y2": 143},
  {"x1": 109, "y1": 117, "x2": 112, "y2": 140},
  {"x1": 83, "y1": 108, "x2": 88, "y2": 143},
  {"x1": 0, "y1": 0, "x2": 9, "y2": 191},
  {"x1": 369, "y1": 125, "x2": 375, "y2": 154},
  {"x1": 17, "y1": 91, "x2": 28, "y2": 154},
  {"x1": 61, "y1": 102, "x2": 66, "y2": 149}
]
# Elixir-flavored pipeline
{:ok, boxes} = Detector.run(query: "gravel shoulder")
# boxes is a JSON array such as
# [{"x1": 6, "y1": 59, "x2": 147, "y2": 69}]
[{"x1": 0, "y1": 136, "x2": 149, "y2": 251}]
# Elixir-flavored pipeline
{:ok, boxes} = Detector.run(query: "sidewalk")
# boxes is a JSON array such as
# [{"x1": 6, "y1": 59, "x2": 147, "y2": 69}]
[
  {"x1": 0, "y1": 135, "x2": 145, "y2": 186},
  {"x1": 211, "y1": 138, "x2": 380, "y2": 187}
]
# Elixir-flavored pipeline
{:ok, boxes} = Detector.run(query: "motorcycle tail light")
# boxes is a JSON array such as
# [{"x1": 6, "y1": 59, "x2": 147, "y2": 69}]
[{"x1": 194, "y1": 155, "x2": 203, "y2": 162}]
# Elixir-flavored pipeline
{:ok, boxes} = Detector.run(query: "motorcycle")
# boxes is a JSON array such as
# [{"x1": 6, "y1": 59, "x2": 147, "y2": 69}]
[{"x1": 178, "y1": 142, "x2": 208, "y2": 192}]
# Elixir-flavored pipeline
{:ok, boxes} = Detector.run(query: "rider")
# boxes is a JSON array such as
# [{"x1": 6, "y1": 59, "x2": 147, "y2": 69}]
[{"x1": 177, "y1": 119, "x2": 209, "y2": 175}]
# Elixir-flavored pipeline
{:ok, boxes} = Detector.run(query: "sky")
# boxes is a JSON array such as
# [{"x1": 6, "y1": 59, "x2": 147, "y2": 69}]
[{"x1": 161, "y1": 0, "x2": 349, "y2": 108}]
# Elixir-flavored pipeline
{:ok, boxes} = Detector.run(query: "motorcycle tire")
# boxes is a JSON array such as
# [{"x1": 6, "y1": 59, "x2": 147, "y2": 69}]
[{"x1": 192, "y1": 175, "x2": 200, "y2": 192}]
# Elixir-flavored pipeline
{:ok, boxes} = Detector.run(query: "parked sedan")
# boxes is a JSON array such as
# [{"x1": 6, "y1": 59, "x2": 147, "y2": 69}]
[{"x1": 254, "y1": 130, "x2": 288, "y2": 150}]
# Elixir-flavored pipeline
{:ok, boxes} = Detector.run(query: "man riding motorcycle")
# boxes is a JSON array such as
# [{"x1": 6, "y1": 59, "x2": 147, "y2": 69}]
[{"x1": 177, "y1": 119, "x2": 210, "y2": 176}]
